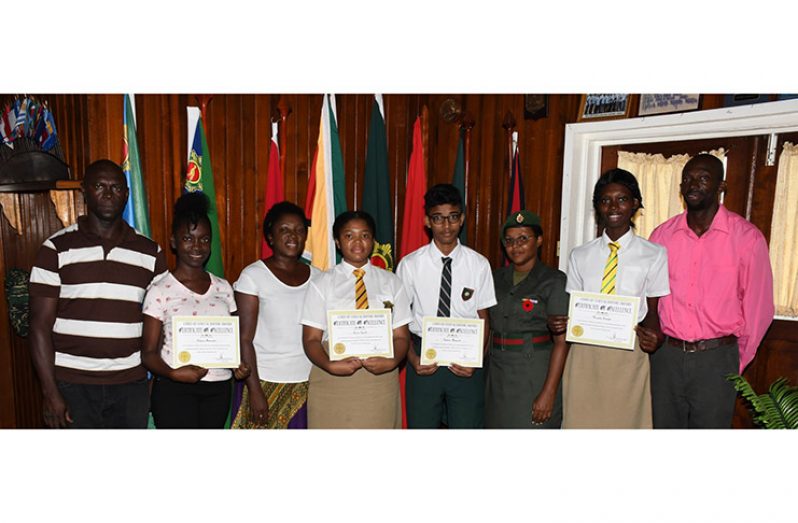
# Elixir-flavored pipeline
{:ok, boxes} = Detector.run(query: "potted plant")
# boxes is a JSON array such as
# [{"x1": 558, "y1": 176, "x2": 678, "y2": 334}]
[{"x1": 727, "y1": 375, "x2": 798, "y2": 429}]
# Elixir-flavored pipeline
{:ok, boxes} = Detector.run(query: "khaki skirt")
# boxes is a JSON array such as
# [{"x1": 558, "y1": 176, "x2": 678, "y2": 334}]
[
  {"x1": 308, "y1": 365, "x2": 401, "y2": 429},
  {"x1": 562, "y1": 339, "x2": 652, "y2": 429}
]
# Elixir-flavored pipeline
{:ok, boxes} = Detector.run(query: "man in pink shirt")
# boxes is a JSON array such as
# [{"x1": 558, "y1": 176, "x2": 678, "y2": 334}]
[{"x1": 648, "y1": 154, "x2": 774, "y2": 428}]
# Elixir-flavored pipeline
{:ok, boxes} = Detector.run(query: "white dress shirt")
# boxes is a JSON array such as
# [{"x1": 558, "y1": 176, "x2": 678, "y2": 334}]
[
  {"x1": 566, "y1": 229, "x2": 670, "y2": 322},
  {"x1": 301, "y1": 261, "x2": 412, "y2": 339},
  {"x1": 396, "y1": 240, "x2": 497, "y2": 337}
]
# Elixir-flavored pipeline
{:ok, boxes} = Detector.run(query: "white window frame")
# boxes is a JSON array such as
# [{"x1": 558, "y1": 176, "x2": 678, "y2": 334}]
[{"x1": 559, "y1": 98, "x2": 798, "y2": 320}]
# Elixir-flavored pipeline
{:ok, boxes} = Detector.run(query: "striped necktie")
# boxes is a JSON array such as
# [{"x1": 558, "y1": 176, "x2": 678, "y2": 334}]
[
  {"x1": 353, "y1": 268, "x2": 368, "y2": 309},
  {"x1": 437, "y1": 257, "x2": 452, "y2": 317},
  {"x1": 601, "y1": 242, "x2": 620, "y2": 295}
]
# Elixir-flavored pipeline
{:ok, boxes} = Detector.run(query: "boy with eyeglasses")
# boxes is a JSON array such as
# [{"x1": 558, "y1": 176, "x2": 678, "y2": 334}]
[{"x1": 396, "y1": 183, "x2": 496, "y2": 428}]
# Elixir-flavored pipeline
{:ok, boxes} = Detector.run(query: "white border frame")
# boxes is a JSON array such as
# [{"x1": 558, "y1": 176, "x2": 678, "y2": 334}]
[{"x1": 559, "y1": 98, "x2": 798, "y2": 272}]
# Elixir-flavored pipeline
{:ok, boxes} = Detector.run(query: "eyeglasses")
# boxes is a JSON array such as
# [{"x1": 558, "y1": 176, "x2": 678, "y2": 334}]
[
  {"x1": 503, "y1": 235, "x2": 533, "y2": 247},
  {"x1": 428, "y1": 212, "x2": 462, "y2": 225}
]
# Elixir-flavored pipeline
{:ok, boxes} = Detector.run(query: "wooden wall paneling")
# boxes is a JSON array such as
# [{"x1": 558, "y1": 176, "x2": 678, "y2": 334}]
[
  {"x1": 251, "y1": 93, "x2": 271, "y2": 260},
  {"x1": 239, "y1": 93, "x2": 258, "y2": 276},
  {"x1": 0, "y1": 192, "x2": 73, "y2": 427},
  {"x1": 87, "y1": 94, "x2": 123, "y2": 164},
  {"x1": 0, "y1": 213, "x2": 14, "y2": 427}
]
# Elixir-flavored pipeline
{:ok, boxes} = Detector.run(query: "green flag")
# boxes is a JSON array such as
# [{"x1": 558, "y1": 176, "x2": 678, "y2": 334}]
[
  {"x1": 452, "y1": 128, "x2": 467, "y2": 244},
  {"x1": 185, "y1": 108, "x2": 224, "y2": 278},
  {"x1": 362, "y1": 95, "x2": 394, "y2": 270},
  {"x1": 122, "y1": 94, "x2": 151, "y2": 237}
]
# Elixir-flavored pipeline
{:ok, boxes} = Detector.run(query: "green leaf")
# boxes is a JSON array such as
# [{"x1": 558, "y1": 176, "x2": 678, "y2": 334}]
[{"x1": 727, "y1": 374, "x2": 798, "y2": 429}]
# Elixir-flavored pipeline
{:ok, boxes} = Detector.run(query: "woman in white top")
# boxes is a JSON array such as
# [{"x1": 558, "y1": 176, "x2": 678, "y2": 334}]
[
  {"x1": 232, "y1": 201, "x2": 317, "y2": 429},
  {"x1": 549, "y1": 169, "x2": 669, "y2": 428},
  {"x1": 300, "y1": 210, "x2": 412, "y2": 428},
  {"x1": 141, "y1": 192, "x2": 249, "y2": 428}
]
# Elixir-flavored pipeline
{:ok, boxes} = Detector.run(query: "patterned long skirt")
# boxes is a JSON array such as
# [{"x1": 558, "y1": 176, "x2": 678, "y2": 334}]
[{"x1": 232, "y1": 380, "x2": 308, "y2": 429}]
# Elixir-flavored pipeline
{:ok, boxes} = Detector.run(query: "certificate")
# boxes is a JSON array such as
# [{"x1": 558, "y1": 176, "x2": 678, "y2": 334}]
[
  {"x1": 565, "y1": 291, "x2": 640, "y2": 350},
  {"x1": 327, "y1": 309, "x2": 393, "y2": 361},
  {"x1": 171, "y1": 316, "x2": 240, "y2": 368},
  {"x1": 420, "y1": 316, "x2": 484, "y2": 368}
]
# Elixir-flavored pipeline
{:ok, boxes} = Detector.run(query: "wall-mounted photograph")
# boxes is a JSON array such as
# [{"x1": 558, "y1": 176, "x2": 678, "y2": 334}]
[
  {"x1": 638, "y1": 94, "x2": 700, "y2": 116},
  {"x1": 577, "y1": 94, "x2": 631, "y2": 122}
]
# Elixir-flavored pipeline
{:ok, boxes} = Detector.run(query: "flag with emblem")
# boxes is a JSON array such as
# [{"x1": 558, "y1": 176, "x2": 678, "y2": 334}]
[
  {"x1": 451, "y1": 127, "x2": 467, "y2": 244},
  {"x1": 185, "y1": 106, "x2": 224, "y2": 278},
  {"x1": 261, "y1": 120, "x2": 285, "y2": 259},
  {"x1": 121, "y1": 94, "x2": 151, "y2": 237},
  {"x1": 362, "y1": 94, "x2": 394, "y2": 271},
  {"x1": 303, "y1": 94, "x2": 347, "y2": 270}
]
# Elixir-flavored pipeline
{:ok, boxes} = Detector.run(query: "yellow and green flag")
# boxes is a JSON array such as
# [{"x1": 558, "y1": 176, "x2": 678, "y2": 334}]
[{"x1": 303, "y1": 94, "x2": 347, "y2": 270}]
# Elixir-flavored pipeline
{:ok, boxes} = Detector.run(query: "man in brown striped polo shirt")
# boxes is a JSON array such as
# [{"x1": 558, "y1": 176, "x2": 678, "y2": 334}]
[{"x1": 29, "y1": 160, "x2": 167, "y2": 428}]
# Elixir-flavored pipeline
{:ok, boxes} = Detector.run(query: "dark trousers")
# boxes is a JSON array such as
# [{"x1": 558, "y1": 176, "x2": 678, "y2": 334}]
[
  {"x1": 650, "y1": 338, "x2": 739, "y2": 428},
  {"x1": 56, "y1": 378, "x2": 149, "y2": 429},
  {"x1": 151, "y1": 377, "x2": 232, "y2": 429},
  {"x1": 406, "y1": 335, "x2": 484, "y2": 429}
]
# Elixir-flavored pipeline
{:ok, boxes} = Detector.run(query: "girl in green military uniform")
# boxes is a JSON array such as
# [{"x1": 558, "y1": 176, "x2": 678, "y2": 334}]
[{"x1": 485, "y1": 210, "x2": 569, "y2": 428}]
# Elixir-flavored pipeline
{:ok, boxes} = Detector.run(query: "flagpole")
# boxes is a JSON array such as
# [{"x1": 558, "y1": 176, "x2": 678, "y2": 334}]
[
  {"x1": 461, "y1": 111, "x2": 475, "y2": 212},
  {"x1": 503, "y1": 111, "x2": 516, "y2": 183},
  {"x1": 196, "y1": 95, "x2": 213, "y2": 125},
  {"x1": 277, "y1": 96, "x2": 291, "y2": 188}
]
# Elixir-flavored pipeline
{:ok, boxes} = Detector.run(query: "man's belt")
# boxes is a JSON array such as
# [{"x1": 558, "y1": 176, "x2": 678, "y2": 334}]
[
  {"x1": 665, "y1": 335, "x2": 737, "y2": 353},
  {"x1": 492, "y1": 333, "x2": 551, "y2": 350}
]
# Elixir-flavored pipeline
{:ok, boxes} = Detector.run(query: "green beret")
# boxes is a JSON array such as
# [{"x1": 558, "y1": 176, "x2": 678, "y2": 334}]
[{"x1": 502, "y1": 210, "x2": 541, "y2": 237}]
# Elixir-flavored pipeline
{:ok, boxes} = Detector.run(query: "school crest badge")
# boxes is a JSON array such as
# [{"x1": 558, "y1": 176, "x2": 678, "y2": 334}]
[{"x1": 461, "y1": 287, "x2": 474, "y2": 301}]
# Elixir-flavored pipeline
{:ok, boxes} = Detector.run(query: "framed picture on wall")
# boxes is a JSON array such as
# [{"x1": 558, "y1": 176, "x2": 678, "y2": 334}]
[
  {"x1": 638, "y1": 94, "x2": 700, "y2": 116},
  {"x1": 577, "y1": 94, "x2": 632, "y2": 122}
]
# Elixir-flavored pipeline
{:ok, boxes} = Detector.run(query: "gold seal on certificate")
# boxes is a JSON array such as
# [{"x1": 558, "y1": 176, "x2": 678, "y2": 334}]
[
  {"x1": 327, "y1": 309, "x2": 393, "y2": 361},
  {"x1": 565, "y1": 291, "x2": 640, "y2": 350},
  {"x1": 420, "y1": 316, "x2": 484, "y2": 367},
  {"x1": 171, "y1": 316, "x2": 241, "y2": 368}
]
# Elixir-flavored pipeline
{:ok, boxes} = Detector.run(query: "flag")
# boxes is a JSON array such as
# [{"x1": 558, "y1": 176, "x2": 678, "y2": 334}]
[
  {"x1": 186, "y1": 106, "x2": 224, "y2": 278},
  {"x1": 41, "y1": 109, "x2": 58, "y2": 151},
  {"x1": 362, "y1": 95, "x2": 394, "y2": 271},
  {"x1": 398, "y1": 114, "x2": 428, "y2": 429},
  {"x1": 121, "y1": 94, "x2": 151, "y2": 238},
  {"x1": 399, "y1": 115, "x2": 428, "y2": 258},
  {"x1": 261, "y1": 120, "x2": 285, "y2": 259},
  {"x1": 507, "y1": 130, "x2": 525, "y2": 216},
  {"x1": 14, "y1": 98, "x2": 26, "y2": 138},
  {"x1": 451, "y1": 127, "x2": 467, "y2": 244},
  {"x1": 303, "y1": 94, "x2": 348, "y2": 270},
  {"x1": 0, "y1": 104, "x2": 13, "y2": 144},
  {"x1": 504, "y1": 131, "x2": 526, "y2": 266}
]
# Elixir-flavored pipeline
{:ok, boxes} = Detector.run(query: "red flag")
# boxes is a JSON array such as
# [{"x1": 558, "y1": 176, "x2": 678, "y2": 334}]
[
  {"x1": 399, "y1": 116, "x2": 428, "y2": 258},
  {"x1": 398, "y1": 115, "x2": 427, "y2": 428},
  {"x1": 509, "y1": 146, "x2": 523, "y2": 214},
  {"x1": 261, "y1": 122, "x2": 285, "y2": 259}
]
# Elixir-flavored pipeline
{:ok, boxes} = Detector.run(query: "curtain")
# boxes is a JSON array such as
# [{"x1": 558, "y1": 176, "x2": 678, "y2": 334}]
[
  {"x1": 617, "y1": 149, "x2": 726, "y2": 240},
  {"x1": 769, "y1": 142, "x2": 798, "y2": 317}
]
